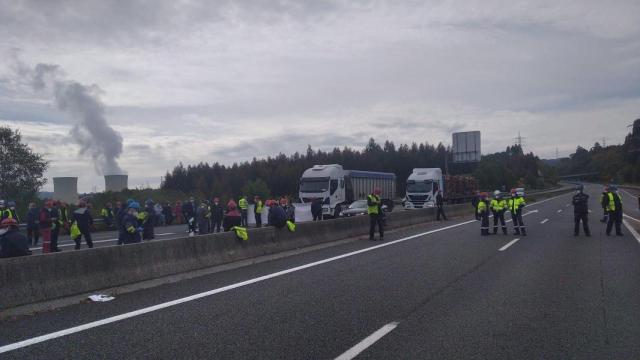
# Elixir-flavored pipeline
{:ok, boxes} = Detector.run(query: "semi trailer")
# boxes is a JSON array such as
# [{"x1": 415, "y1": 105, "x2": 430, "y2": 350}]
[
  {"x1": 299, "y1": 164, "x2": 396, "y2": 218},
  {"x1": 404, "y1": 168, "x2": 478, "y2": 209}
]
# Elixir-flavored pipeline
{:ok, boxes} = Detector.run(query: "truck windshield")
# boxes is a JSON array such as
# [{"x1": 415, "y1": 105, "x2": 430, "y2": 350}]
[
  {"x1": 407, "y1": 181, "x2": 433, "y2": 193},
  {"x1": 300, "y1": 178, "x2": 329, "y2": 193}
]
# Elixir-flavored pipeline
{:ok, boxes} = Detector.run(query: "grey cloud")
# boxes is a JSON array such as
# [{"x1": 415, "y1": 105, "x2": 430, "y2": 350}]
[{"x1": 210, "y1": 132, "x2": 367, "y2": 163}]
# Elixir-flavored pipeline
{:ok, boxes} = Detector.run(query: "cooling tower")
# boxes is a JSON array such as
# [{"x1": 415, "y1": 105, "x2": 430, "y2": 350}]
[
  {"x1": 53, "y1": 177, "x2": 78, "y2": 204},
  {"x1": 104, "y1": 175, "x2": 128, "y2": 192}
]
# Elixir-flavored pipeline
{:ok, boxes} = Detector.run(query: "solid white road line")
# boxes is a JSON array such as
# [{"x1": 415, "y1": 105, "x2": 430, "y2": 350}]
[
  {"x1": 334, "y1": 322, "x2": 399, "y2": 360},
  {"x1": 541, "y1": 219, "x2": 549, "y2": 224},
  {"x1": 499, "y1": 238, "x2": 520, "y2": 251},
  {"x1": 1, "y1": 193, "x2": 571, "y2": 355},
  {"x1": 623, "y1": 214, "x2": 640, "y2": 223},
  {"x1": 623, "y1": 220, "x2": 640, "y2": 244}
]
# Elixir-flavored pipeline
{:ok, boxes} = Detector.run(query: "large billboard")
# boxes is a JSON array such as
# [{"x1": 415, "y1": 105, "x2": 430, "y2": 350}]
[{"x1": 452, "y1": 131, "x2": 481, "y2": 163}]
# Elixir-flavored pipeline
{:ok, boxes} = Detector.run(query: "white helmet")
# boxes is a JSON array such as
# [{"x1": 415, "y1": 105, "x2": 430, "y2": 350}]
[{"x1": 493, "y1": 190, "x2": 501, "y2": 196}]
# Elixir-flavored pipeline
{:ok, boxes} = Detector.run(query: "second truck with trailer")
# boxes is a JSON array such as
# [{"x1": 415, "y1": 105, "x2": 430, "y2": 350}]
[{"x1": 404, "y1": 168, "x2": 478, "y2": 209}]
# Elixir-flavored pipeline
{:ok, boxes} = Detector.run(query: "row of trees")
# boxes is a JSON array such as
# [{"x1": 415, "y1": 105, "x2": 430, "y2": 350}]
[{"x1": 162, "y1": 139, "x2": 555, "y2": 199}]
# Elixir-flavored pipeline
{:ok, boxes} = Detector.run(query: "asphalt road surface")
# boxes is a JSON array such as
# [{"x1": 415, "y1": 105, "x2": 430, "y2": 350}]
[{"x1": 2, "y1": 184, "x2": 639, "y2": 359}]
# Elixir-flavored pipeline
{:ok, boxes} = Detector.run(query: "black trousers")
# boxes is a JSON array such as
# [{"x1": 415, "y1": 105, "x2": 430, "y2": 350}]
[
  {"x1": 241, "y1": 210, "x2": 248, "y2": 227},
  {"x1": 480, "y1": 212, "x2": 490, "y2": 235},
  {"x1": 312, "y1": 212, "x2": 322, "y2": 221},
  {"x1": 143, "y1": 222, "x2": 154, "y2": 240},
  {"x1": 255, "y1": 213, "x2": 262, "y2": 228},
  {"x1": 574, "y1": 213, "x2": 591, "y2": 235},
  {"x1": 212, "y1": 218, "x2": 222, "y2": 233},
  {"x1": 436, "y1": 206, "x2": 447, "y2": 220},
  {"x1": 606, "y1": 211, "x2": 623, "y2": 235},
  {"x1": 493, "y1": 211, "x2": 507, "y2": 234},
  {"x1": 27, "y1": 227, "x2": 40, "y2": 245},
  {"x1": 369, "y1": 214, "x2": 384, "y2": 240},
  {"x1": 74, "y1": 231, "x2": 93, "y2": 249},
  {"x1": 51, "y1": 226, "x2": 60, "y2": 250},
  {"x1": 512, "y1": 211, "x2": 526, "y2": 235}
]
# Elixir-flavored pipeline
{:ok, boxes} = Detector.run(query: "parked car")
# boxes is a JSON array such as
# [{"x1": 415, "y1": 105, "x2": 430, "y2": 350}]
[{"x1": 341, "y1": 200, "x2": 368, "y2": 217}]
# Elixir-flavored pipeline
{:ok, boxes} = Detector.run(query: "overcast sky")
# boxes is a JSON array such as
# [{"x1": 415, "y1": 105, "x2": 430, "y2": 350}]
[{"x1": 1, "y1": 0, "x2": 638, "y2": 192}]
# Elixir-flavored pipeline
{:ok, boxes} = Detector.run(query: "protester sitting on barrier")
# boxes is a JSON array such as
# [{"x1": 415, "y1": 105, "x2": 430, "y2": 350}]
[
  {"x1": 122, "y1": 202, "x2": 142, "y2": 244},
  {"x1": 223, "y1": 200, "x2": 242, "y2": 232},
  {"x1": 73, "y1": 200, "x2": 94, "y2": 250},
  {"x1": 268, "y1": 200, "x2": 287, "y2": 229},
  {"x1": 0, "y1": 218, "x2": 32, "y2": 258}
]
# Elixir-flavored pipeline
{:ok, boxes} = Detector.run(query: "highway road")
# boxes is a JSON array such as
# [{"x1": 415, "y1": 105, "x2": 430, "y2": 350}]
[{"x1": 2, "y1": 184, "x2": 640, "y2": 359}]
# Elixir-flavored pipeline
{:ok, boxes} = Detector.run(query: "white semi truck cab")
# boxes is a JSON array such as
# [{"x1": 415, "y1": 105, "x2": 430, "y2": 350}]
[
  {"x1": 299, "y1": 164, "x2": 396, "y2": 218},
  {"x1": 404, "y1": 168, "x2": 443, "y2": 209}
]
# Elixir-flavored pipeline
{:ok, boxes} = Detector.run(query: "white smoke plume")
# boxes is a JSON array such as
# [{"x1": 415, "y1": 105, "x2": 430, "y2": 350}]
[{"x1": 20, "y1": 61, "x2": 125, "y2": 175}]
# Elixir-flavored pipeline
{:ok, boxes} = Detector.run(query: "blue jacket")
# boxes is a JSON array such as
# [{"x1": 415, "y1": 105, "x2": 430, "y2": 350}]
[
  {"x1": 27, "y1": 208, "x2": 40, "y2": 229},
  {"x1": 122, "y1": 213, "x2": 141, "y2": 244}
]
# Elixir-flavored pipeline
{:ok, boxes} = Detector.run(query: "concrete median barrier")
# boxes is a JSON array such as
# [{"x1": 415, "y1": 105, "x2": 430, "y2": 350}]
[{"x1": 0, "y1": 204, "x2": 470, "y2": 310}]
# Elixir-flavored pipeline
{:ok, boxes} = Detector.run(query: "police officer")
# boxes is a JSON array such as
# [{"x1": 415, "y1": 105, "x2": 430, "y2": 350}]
[
  {"x1": 238, "y1": 195, "x2": 249, "y2": 227},
  {"x1": 477, "y1": 192, "x2": 490, "y2": 236},
  {"x1": 491, "y1": 190, "x2": 508, "y2": 235},
  {"x1": 509, "y1": 189, "x2": 527, "y2": 236},
  {"x1": 603, "y1": 186, "x2": 623, "y2": 236},
  {"x1": 572, "y1": 185, "x2": 591, "y2": 236},
  {"x1": 368, "y1": 188, "x2": 384, "y2": 241}
]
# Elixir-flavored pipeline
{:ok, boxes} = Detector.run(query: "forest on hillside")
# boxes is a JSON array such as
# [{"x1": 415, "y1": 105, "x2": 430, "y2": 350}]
[
  {"x1": 555, "y1": 121, "x2": 640, "y2": 183},
  {"x1": 161, "y1": 138, "x2": 554, "y2": 200}
]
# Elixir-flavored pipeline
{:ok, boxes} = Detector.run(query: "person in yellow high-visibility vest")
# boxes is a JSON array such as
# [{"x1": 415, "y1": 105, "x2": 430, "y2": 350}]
[
  {"x1": 238, "y1": 196, "x2": 249, "y2": 227},
  {"x1": 604, "y1": 186, "x2": 623, "y2": 236},
  {"x1": 367, "y1": 188, "x2": 384, "y2": 241},
  {"x1": 254, "y1": 196, "x2": 263, "y2": 228},
  {"x1": 490, "y1": 190, "x2": 508, "y2": 235},
  {"x1": 477, "y1": 192, "x2": 490, "y2": 236}
]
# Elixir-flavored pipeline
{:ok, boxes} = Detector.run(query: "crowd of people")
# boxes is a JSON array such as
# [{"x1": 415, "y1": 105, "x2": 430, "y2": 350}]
[{"x1": 0, "y1": 194, "x2": 299, "y2": 258}]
